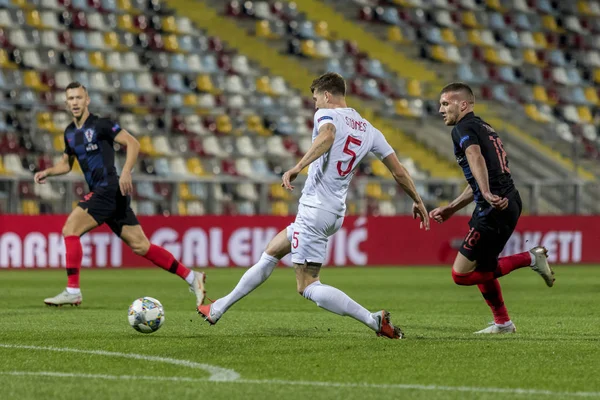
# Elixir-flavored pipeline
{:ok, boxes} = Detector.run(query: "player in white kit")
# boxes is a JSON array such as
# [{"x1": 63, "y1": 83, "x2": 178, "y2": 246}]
[{"x1": 198, "y1": 73, "x2": 429, "y2": 339}]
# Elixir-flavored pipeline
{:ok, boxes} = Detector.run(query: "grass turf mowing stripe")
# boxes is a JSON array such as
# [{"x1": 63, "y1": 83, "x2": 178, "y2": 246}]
[{"x1": 2, "y1": 371, "x2": 599, "y2": 398}]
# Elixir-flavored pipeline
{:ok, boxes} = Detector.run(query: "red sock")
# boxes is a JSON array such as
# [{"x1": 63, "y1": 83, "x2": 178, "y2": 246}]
[
  {"x1": 143, "y1": 244, "x2": 192, "y2": 281},
  {"x1": 478, "y1": 279, "x2": 510, "y2": 324},
  {"x1": 497, "y1": 252, "x2": 531, "y2": 276},
  {"x1": 452, "y1": 269, "x2": 495, "y2": 285},
  {"x1": 65, "y1": 236, "x2": 82, "y2": 289},
  {"x1": 452, "y1": 251, "x2": 532, "y2": 286}
]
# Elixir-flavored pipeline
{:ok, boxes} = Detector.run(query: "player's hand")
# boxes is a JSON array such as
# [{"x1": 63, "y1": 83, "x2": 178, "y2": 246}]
[
  {"x1": 281, "y1": 165, "x2": 301, "y2": 191},
  {"x1": 119, "y1": 171, "x2": 133, "y2": 196},
  {"x1": 483, "y1": 191, "x2": 508, "y2": 211},
  {"x1": 429, "y1": 206, "x2": 454, "y2": 224},
  {"x1": 412, "y1": 201, "x2": 430, "y2": 231},
  {"x1": 34, "y1": 170, "x2": 48, "y2": 184}
]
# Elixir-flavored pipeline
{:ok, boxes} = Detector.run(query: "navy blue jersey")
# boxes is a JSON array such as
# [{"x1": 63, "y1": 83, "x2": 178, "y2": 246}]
[
  {"x1": 64, "y1": 114, "x2": 122, "y2": 191},
  {"x1": 451, "y1": 112, "x2": 516, "y2": 206}
]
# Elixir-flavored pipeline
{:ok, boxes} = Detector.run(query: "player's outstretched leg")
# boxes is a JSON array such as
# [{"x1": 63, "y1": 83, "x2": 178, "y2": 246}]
[
  {"x1": 452, "y1": 249, "x2": 553, "y2": 287},
  {"x1": 45, "y1": 207, "x2": 97, "y2": 306},
  {"x1": 120, "y1": 225, "x2": 205, "y2": 306},
  {"x1": 198, "y1": 229, "x2": 290, "y2": 325},
  {"x1": 298, "y1": 265, "x2": 403, "y2": 339}
]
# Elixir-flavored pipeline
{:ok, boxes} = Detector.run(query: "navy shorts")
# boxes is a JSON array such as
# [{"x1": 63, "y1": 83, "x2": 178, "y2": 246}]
[
  {"x1": 78, "y1": 184, "x2": 139, "y2": 236},
  {"x1": 459, "y1": 191, "x2": 522, "y2": 271}
]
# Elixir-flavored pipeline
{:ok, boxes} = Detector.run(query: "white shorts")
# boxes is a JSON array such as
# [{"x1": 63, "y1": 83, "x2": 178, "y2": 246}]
[{"x1": 286, "y1": 204, "x2": 344, "y2": 265}]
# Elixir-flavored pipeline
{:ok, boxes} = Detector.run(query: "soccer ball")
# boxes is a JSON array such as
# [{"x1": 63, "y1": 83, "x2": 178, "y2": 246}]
[{"x1": 128, "y1": 297, "x2": 165, "y2": 334}]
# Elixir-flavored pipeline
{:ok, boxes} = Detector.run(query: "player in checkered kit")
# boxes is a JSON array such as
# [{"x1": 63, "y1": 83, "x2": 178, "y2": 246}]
[{"x1": 34, "y1": 82, "x2": 205, "y2": 307}]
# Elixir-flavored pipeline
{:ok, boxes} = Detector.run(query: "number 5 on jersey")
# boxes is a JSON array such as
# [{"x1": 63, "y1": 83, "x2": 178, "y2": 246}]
[
  {"x1": 337, "y1": 136, "x2": 363, "y2": 177},
  {"x1": 292, "y1": 231, "x2": 299, "y2": 249}
]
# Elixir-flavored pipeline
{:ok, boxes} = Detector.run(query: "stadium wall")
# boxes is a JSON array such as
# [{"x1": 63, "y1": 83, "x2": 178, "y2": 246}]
[{"x1": 0, "y1": 216, "x2": 593, "y2": 268}]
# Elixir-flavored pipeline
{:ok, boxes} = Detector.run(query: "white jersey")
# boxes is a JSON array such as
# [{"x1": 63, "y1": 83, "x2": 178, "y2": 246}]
[{"x1": 299, "y1": 107, "x2": 394, "y2": 216}]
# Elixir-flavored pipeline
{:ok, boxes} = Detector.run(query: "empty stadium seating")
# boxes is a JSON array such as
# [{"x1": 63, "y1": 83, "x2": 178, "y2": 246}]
[{"x1": 0, "y1": 0, "x2": 430, "y2": 216}]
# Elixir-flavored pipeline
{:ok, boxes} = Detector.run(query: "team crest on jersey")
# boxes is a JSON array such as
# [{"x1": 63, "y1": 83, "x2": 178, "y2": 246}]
[{"x1": 84, "y1": 129, "x2": 98, "y2": 151}]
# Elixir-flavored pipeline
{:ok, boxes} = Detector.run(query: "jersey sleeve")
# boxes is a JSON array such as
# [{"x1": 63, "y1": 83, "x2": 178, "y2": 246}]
[
  {"x1": 97, "y1": 118, "x2": 122, "y2": 141},
  {"x1": 453, "y1": 125, "x2": 480, "y2": 151},
  {"x1": 63, "y1": 134, "x2": 74, "y2": 156},
  {"x1": 314, "y1": 109, "x2": 336, "y2": 131},
  {"x1": 370, "y1": 128, "x2": 395, "y2": 160}
]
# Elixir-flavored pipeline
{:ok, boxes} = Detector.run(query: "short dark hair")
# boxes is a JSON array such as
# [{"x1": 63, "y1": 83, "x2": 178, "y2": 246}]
[
  {"x1": 440, "y1": 82, "x2": 474, "y2": 103},
  {"x1": 310, "y1": 72, "x2": 346, "y2": 96},
  {"x1": 65, "y1": 81, "x2": 87, "y2": 92}
]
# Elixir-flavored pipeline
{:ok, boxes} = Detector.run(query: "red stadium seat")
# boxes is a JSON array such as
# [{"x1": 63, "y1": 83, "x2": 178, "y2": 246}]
[
  {"x1": 0, "y1": 28, "x2": 9, "y2": 48},
  {"x1": 152, "y1": 73, "x2": 167, "y2": 91},
  {"x1": 271, "y1": 1, "x2": 284, "y2": 17},
  {"x1": 72, "y1": 11, "x2": 88, "y2": 29},
  {"x1": 149, "y1": 33, "x2": 164, "y2": 51},
  {"x1": 41, "y1": 71, "x2": 56, "y2": 89},
  {"x1": 88, "y1": 0, "x2": 102, "y2": 11},
  {"x1": 37, "y1": 154, "x2": 53, "y2": 171},
  {"x1": 225, "y1": 1, "x2": 242, "y2": 17},
  {"x1": 359, "y1": 7, "x2": 373, "y2": 22},
  {"x1": 134, "y1": 15, "x2": 149, "y2": 31},
  {"x1": 59, "y1": 31, "x2": 73, "y2": 48},
  {"x1": 188, "y1": 137, "x2": 205, "y2": 156},
  {"x1": 221, "y1": 159, "x2": 238, "y2": 176},
  {"x1": 217, "y1": 54, "x2": 232, "y2": 72},
  {"x1": 208, "y1": 36, "x2": 223, "y2": 53},
  {"x1": 171, "y1": 115, "x2": 187, "y2": 134},
  {"x1": 19, "y1": 182, "x2": 36, "y2": 199},
  {"x1": 345, "y1": 40, "x2": 359, "y2": 57}
]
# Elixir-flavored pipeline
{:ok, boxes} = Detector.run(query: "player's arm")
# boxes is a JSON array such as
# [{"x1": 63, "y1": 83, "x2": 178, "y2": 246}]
[
  {"x1": 382, "y1": 153, "x2": 422, "y2": 204},
  {"x1": 113, "y1": 129, "x2": 140, "y2": 196},
  {"x1": 429, "y1": 185, "x2": 474, "y2": 223},
  {"x1": 281, "y1": 123, "x2": 335, "y2": 190},
  {"x1": 448, "y1": 185, "x2": 474, "y2": 212},
  {"x1": 382, "y1": 153, "x2": 430, "y2": 230},
  {"x1": 465, "y1": 145, "x2": 508, "y2": 210},
  {"x1": 34, "y1": 153, "x2": 75, "y2": 184}
]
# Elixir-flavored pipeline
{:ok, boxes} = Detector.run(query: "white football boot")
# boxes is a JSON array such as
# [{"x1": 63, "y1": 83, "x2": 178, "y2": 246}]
[
  {"x1": 189, "y1": 271, "x2": 206, "y2": 307},
  {"x1": 44, "y1": 290, "x2": 82, "y2": 307},
  {"x1": 529, "y1": 246, "x2": 555, "y2": 287},
  {"x1": 474, "y1": 321, "x2": 516, "y2": 334}
]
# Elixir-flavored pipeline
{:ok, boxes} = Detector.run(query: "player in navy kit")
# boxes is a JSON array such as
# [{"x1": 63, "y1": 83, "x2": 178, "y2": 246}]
[
  {"x1": 34, "y1": 82, "x2": 205, "y2": 307},
  {"x1": 430, "y1": 82, "x2": 555, "y2": 334}
]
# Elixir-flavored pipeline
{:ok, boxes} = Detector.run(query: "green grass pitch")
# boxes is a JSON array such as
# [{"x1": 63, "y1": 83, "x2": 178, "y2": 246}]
[{"x1": 1, "y1": 266, "x2": 599, "y2": 400}]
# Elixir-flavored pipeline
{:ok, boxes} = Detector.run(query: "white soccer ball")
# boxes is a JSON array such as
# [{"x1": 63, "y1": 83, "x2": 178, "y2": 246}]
[{"x1": 128, "y1": 297, "x2": 165, "y2": 334}]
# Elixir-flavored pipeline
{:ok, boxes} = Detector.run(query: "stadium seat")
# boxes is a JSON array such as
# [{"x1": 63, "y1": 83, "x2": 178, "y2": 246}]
[
  {"x1": 186, "y1": 201, "x2": 205, "y2": 215},
  {"x1": 21, "y1": 200, "x2": 40, "y2": 215},
  {"x1": 0, "y1": 156, "x2": 9, "y2": 175},
  {"x1": 186, "y1": 157, "x2": 207, "y2": 176},
  {"x1": 271, "y1": 201, "x2": 289, "y2": 216}
]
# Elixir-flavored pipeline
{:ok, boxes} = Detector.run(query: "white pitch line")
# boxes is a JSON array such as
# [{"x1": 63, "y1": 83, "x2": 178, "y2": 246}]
[
  {"x1": 1, "y1": 371, "x2": 600, "y2": 398},
  {"x1": 0, "y1": 344, "x2": 238, "y2": 382}
]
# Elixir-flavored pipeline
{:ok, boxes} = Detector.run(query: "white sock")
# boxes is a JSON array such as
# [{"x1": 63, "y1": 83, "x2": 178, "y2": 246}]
[
  {"x1": 211, "y1": 252, "x2": 279, "y2": 318},
  {"x1": 496, "y1": 320, "x2": 513, "y2": 327},
  {"x1": 302, "y1": 281, "x2": 379, "y2": 331},
  {"x1": 529, "y1": 251, "x2": 536, "y2": 266},
  {"x1": 185, "y1": 271, "x2": 195, "y2": 285},
  {"x1": 66, "y1": 287, "x2": 80, "y2": 294}
]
